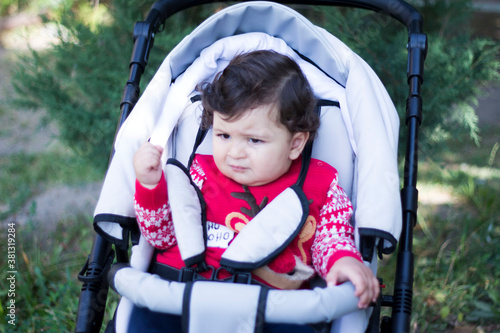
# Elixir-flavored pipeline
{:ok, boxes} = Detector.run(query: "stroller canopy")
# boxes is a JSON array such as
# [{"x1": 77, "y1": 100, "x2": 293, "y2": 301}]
[{"x1": 94, "y1": 1, "x2": 402, "y2": 254}]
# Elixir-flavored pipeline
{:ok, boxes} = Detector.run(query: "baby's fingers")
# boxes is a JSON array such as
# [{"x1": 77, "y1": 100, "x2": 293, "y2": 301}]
[
  {"x1": 353, "y1": 279, "x2": 371, "y2": 308},
  {"x1": 325, "y1": 269, "x2": 340, "y2": 288},
  {"x1": 133, "y1": 142, "x2": 165, "y2": 187},
  {"x1": 352, "y1": 270, "x2": 379, "y2": 308},
  {"x1": 370, "y1": 275, "x2": 380, "y2": 303}
]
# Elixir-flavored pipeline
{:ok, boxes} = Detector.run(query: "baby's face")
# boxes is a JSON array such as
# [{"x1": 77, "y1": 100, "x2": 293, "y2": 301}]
[{"x1": 212, "y1": 105, "x2": 306, "y2": 186}]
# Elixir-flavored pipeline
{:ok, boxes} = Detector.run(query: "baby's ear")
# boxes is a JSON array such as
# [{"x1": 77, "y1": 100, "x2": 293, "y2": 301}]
[{"x1": 289, "y1": 132, "x2": 309, "y2": 160}]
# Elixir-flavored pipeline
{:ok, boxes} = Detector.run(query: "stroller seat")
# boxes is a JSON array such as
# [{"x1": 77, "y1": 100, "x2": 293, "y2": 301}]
[{"x1": 78, "y1": 1, "x2": 424, "y2": 332}]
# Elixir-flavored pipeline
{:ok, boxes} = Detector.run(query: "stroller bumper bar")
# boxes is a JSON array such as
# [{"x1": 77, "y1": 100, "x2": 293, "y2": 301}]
[{"x1": 108, "y1": 264, "x2": 361, "y2": 329}]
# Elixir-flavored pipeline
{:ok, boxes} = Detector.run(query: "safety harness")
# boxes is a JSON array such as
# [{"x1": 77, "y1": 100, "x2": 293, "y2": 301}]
[{"x1": 147, "y1": 99, "x2": 339, "y2": 286}]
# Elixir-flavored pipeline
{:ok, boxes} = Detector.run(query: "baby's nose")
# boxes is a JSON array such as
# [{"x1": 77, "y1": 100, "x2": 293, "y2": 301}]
[{"x1": 228, "y1": 141, "x2": 246, "y2": 158}]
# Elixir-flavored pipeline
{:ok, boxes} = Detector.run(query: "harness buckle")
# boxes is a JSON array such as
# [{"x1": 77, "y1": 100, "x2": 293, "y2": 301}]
[
  {"x1": 214, "y1": 267, "x2": 252, "y2": 284},
  {"x1": 230, "y1": 271, "x2": 253, "y2": 284},
  {"x1": 201, "y1": 265, "x2": 215, "y2": 281},
  {"x1": 179, "y1": 264, "x2": 216, "y2": 282}
]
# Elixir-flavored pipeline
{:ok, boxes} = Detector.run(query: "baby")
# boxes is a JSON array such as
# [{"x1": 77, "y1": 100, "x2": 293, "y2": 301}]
[{"x1": 131, "y1": 50, "x2": 378, "y2": 332}]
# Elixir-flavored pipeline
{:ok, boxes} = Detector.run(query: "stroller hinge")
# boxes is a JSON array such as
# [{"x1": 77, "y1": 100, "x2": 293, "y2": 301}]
[
  {"x1": 407, "y1": 33, "x2": 427, "y2": 83},
  {"x1": 401, "y1": 187, "x2": 418, "y2": 226}
]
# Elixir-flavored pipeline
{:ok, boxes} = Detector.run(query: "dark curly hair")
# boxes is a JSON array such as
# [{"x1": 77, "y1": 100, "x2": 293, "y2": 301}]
[{"x1": 199, "y1": 50, "x2": 319, "y2": 142}]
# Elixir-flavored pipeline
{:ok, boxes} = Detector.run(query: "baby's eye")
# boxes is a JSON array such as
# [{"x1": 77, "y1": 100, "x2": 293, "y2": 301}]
[
  {"x1": 249, "y1": 138, "x2": 262, "y2": 144},
  {"x1": 217, "y1": 133, "x2": 230, "y2": 140}
]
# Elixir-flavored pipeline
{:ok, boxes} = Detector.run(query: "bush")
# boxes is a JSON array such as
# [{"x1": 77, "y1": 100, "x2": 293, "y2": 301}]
[
  {"x1": 11, "y1": 0, "x2": 500, "y2": 170},
  {"x1": 311, "y1": 0, "x2": 499, "y2": 156},
  {"x1": 11, "y1": 0, "x2": 201, "y2": 171}
]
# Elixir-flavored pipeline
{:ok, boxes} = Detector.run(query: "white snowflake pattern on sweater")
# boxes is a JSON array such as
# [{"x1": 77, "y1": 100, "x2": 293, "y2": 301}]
[
  {"x1": 134, "y1": 202, "x2": 176, "y2": 249},
  {"x1": 311, "y1": 177, "x2": 359, "y2": 278}
]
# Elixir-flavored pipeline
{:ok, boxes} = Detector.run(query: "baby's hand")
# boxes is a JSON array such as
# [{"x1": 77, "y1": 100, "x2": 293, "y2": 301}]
[
  {"x1": 325, "y1": 256, "x2": 379, "y2": 309},
  {"x1": 133, "y1": 142, "x2": 164, "y2": 189}
]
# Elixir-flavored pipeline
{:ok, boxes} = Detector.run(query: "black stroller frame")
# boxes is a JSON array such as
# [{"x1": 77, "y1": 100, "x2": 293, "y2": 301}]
[{"x1": 75, "y1": 1, "x2": 427, "y2": 332}]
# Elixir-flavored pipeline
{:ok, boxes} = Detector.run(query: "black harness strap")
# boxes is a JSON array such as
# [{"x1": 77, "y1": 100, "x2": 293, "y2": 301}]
[
  {"x1": 254, "y1": 286, "x2": 270, "y2": 333},
  {"x1": 187, "y1": 95, "x2": 208, "y2": 169},
  {"x1": 188, "y1": 126, "x2": 209, "y2": 169},
  {"x1": 296, "y1": 99, "x2": 334, "y2": 188},
  {"x1": 158, "y1": 98, "x2": 339, "y2": 281},
  {"x1": 181, "y1": 282, "x2": 194, "y2": 333}
]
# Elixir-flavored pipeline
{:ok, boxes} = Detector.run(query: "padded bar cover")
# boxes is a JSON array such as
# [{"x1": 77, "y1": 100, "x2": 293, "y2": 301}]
[
  {"x1": 113, "y1": 267, "x2": 359, "y2": 326},
  {"x1": 185, "y1": 281, "x2": 263, "y2": 333},
  {"x1": 114, "y1": 266, "x2": 185, "y2": 316}
]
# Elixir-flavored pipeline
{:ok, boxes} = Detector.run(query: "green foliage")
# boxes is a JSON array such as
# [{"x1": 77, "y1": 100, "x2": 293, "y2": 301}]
[
  {"x1": 11, "y1": 0, "x2": 499, "y2": 169},
  {"x1": 1, "y1": 0, "x2": 85, "y2": 17},
  {"x1": 1, "y1": 0, "x2": 28, "y2": 16},
  {"x1": 413, "y1": 179, "x2": 500, "y2": 330},
  {"x1": 11, "y1": 0, "x2": 197, "y2": 171},
  {"x1": 311, "y1": 0, "x2": 500, "y2": 157}
]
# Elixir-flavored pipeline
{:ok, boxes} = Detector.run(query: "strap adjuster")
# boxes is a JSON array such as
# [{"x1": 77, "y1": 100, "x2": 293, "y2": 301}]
[{"x1": 179, "y1": 267, "x2": 197, "y2": 282}]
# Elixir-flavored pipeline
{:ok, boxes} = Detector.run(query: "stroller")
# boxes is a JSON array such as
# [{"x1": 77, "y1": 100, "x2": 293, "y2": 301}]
[{"x1": 76, "y1": 1, "x2": 427, "y2": 332}]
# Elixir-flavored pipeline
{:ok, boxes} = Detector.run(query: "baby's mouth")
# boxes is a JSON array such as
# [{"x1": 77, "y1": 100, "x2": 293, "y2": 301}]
[{"x1": 229, "y1": 164, "x2": 246, "y2": 172}]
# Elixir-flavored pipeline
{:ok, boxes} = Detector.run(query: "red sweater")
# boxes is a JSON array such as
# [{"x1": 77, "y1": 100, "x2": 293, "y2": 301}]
[{"x1": 135, "y1": 155, "x2": 361, "y2": 285}]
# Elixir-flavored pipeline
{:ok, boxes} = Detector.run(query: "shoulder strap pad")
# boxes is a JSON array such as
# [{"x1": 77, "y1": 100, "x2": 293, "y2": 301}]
[
  {"x1": 165, "y1": 159, "x2": 206, "y2": 267},
  {"x1": 220, "y1": 185, "x2": 309, "y2": 271}
]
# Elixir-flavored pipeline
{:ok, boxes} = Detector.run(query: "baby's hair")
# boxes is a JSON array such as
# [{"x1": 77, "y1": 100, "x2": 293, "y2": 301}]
[{"x1": 199, "y1": 50, "x2": 319, "y2": 142}]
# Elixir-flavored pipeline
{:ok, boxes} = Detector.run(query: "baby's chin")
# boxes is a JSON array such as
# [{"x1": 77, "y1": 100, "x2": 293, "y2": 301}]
[
  {"x1": 223, "y1": 171, "x2": 269, "y2": 187},
  {"x1": 217, "y1": 162, "x2": 283, "y2": 187}
]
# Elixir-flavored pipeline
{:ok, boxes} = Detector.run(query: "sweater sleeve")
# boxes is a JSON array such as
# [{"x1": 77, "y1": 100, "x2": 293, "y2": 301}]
[
  {"x1": 134, "y1": 157, "x2": 207, "y2": 250},
  {"x1": 134, "y1": 172, "x2": 176, "y2": 250},
  {"x1": 311, "y1": 172, "x2": 362, "y2": 278}
]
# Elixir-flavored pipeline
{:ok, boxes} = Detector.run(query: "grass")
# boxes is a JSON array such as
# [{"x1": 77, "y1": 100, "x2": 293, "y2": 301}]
[
  {"x1": 410, "y1": 177, "x2": 500, "y2": 332},
  {"x1": 392, "y1": 124, "x2": 500, "y2": 332},
  {"x1": 0, "y1": 149, "x2": 118, "y2": 332},
  {"x1": 0, "y1": 213, "x2": 119, "y2": 332},
  {"x1": 0, "y1": 214, "x2": 89, "y2": 332}
]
